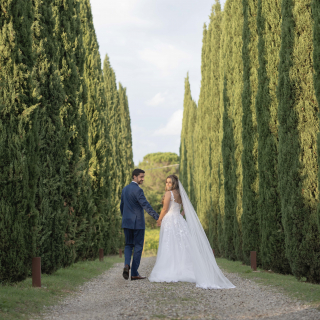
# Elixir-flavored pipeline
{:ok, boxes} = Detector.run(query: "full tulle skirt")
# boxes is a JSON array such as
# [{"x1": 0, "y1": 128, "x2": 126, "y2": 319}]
[{"x1": 148, "y1": 212, "x2": 196, "y2": 283}]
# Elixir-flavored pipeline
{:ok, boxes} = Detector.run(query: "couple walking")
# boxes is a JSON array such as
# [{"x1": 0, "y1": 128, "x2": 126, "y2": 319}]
[{"x1": 120, "y1": 168, "x2": 235, "y2": 289}]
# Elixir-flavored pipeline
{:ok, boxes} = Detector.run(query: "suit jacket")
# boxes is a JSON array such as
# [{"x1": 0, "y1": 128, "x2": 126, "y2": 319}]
[{"x1": 120, "y1": 182, "x2": 159, "y2": 229}]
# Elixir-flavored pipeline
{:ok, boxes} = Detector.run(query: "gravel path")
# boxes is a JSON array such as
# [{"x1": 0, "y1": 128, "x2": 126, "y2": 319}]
[{"x1": 40, "y1": 256, "x2": 320, "y2": 320}]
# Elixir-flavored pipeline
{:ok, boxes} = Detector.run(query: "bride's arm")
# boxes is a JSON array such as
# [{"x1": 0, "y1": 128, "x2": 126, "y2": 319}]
[{"x1": 157, "y1": 191, "x2": 171, "y2": 226}]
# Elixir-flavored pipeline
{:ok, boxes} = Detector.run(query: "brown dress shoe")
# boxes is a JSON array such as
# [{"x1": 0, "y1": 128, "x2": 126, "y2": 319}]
[
  {"x1": 123, "y1": 264, "x2": 130, "y2": 280},
  {"x1": 131, "y1": 275, "x2": 146, "y2": 281}
]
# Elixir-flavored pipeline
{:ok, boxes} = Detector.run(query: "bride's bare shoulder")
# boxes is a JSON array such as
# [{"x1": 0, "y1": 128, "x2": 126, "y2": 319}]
[{"x1": 164, "y1": 191, "x2": 171, "y2": 197}]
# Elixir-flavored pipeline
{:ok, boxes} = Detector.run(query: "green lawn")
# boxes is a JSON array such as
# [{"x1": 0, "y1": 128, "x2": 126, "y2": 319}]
[
  {"x1": 216, "y1": 257, "x2": 320, "y2": 307},
  {"x1": 0, "y1": 255, "x2": 124, "y2": 320}
]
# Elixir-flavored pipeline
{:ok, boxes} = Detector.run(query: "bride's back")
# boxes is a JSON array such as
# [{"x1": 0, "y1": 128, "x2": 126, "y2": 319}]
[{"x1": 171, "y1": 189, "x2": 182, "y2": 204}]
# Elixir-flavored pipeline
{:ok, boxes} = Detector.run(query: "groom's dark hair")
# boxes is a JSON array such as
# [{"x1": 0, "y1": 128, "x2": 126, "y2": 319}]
[{"x1": 132, "y1": 168, "x2": 145, "y2": 179}]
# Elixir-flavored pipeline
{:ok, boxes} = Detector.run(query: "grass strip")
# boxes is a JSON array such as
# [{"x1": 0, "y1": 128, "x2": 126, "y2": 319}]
[
  {"x1": 216, "y1": 257, "x2": 320, "y2": 307},
  {"x1": 0, "y1": 255, "x2": 124, "y2": 320}
]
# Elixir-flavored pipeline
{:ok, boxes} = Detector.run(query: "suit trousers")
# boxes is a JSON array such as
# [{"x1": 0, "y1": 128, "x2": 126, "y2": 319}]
[{"x1": 123, "y1": 228, "x2": 145, "y2": 277}]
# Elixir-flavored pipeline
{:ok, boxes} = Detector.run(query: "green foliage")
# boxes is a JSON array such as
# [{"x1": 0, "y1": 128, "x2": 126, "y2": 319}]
[
  {"x1": 194, "y1": 3, "x2": 224, "y2": 241},
  {"x1": 118, "y1": 83, "x2": 134, "y2": 187},
  {"x1": 139, "y1": 152, "x2": 179, "y2": 229},
  {"x1": 179, "y1": 75, "x2": 193, "y2": 199},
  {"x1": 241, "y1": 0, "x2": 259, "y2": 266},
  {"x1": 221, "y1": 77, "x2": 237, "y2": 260},
  {"x1": 278, "y1": 0, "x2": 320, "y2": 282},
  {"x1": 79, "y1": 0, "x2": 110, "y2": 261},
  {"x1": 0, "y1": 0, "x2": 133, "y2": 282},
  {"x1": 103, "y1": 55, "x2": 132, "y2": 254},
  {"x1": 0, "y1": 0, "x2": 39, "y2": 282},
  {"x1": 143, "y1": 228, "x2": 160, "y2": 253},
  {"x1": 180, "y1": 0, "x2": 320, "y2": 282},
  {"x1": 208, "y1": 2, "x2": 223, "y2": 253},
  {"x1": 220, "y1": 0, "x2": 244, "y2": 261},
  {"x1": 194, "y1": 22, "x2": 210, "y2": 232},
  {"x1": 32, "y1": 0, "x2": 68, "y2": 274},
  {"x1": 256, "y1": 0, "x2": 289, "y2": 273},
  {"x1": 313, "y1": 0, "x2": 320, "y2": 228}
]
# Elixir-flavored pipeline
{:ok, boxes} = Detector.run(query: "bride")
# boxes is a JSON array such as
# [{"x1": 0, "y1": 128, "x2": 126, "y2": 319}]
[{"x1": 148, "y1": 174, "x2": 235, "y2": 289}]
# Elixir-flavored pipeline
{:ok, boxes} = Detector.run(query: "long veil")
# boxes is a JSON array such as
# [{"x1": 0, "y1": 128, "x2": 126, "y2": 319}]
[{"x1": 179, "y1": 181, "x2": 235, "y2": 289}]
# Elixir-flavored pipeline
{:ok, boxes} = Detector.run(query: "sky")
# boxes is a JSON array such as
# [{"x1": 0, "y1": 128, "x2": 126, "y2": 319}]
[{"x1": 90, "y1": 0, "x2": 226, "y2": 165}]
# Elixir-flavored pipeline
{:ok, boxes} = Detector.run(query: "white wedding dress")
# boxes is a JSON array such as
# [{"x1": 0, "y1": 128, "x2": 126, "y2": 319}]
[{"x1": 149, "y1": 183, "x2": 235, "y2": 289}]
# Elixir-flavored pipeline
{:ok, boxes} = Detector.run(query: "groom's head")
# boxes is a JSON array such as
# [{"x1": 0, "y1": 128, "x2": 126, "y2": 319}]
[{"x1": 132, "y1": 168, "x2": 145, "y2": 185}]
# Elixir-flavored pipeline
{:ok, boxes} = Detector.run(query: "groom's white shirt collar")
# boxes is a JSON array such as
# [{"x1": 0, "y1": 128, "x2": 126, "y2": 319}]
[{"x1": 132, "y1": 181, "x2": 138, "y2": 184}]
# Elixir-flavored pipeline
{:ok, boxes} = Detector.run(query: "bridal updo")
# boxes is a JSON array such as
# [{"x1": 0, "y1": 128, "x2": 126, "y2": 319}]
[{"x1": 165, "y1": 174, "x2": 179, "y2": 192}]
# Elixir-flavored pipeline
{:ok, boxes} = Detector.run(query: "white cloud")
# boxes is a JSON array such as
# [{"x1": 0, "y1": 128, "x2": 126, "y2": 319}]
[
  {"x1": 146, "y1": 92, "x2": 166, "y2": 107},
  {"x1": 91, "y1": 0, "x2": 154, "y2": 29},
  {"x1": 138, "y1": 43, "x2": 192, "y2": 76},
  {"x1": 154, "y1": 110, "x2": 183, "y2": 136}
]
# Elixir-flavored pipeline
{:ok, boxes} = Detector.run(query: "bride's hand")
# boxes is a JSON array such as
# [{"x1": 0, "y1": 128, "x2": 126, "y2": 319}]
[
  {"x1": 157, "y1": 219, "x2": 162, "y2": 227},
  {"x1": 181, "y1": 210, "x2": 185, "y2": 216}
]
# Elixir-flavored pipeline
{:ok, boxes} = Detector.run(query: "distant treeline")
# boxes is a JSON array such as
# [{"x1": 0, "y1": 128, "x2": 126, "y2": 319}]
[
  {"x1": 180, "y1": 0, "x2": 320, "y2": 283},
  {"x1": 0, "y1": 0, "x2": 133, "y2": 282}
]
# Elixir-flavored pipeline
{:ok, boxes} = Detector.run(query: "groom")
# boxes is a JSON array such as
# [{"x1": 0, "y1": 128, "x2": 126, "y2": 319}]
[{"x1": 120, "y1": 168, "x2": 159, "y2": 280}]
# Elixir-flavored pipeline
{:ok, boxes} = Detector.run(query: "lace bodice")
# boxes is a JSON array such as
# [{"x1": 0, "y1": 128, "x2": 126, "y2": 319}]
[{"x1": 168, "y1": 191, "x2": 182, "y2": 213}]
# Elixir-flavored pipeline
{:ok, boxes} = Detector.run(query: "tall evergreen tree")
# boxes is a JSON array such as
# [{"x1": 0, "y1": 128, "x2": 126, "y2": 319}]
[
  {"x1": 118, "y1": 83, "x2": 134, "y2": 187},
  {"x1": 313, "y1": 0, "x2": 320, "y2": 228},
  {"x1": 0, "y1": 0, "x2": 40, "y2": 281},
  {"x1": 195, "y1": 20, "x2": 211, "y2": 233},
  {"x1": 255, "y1": 0, "x2": 289, "y2": 273},
  {"x1": 32, "y1": 0, "x2": 70, "y2": 273},
  {"x1": 221, "y1": 77, "x2": 237, "y2": 260},
  {"x1": 103, "y1": 55, "x2": 122, "y2": 253},
  {"x1": 220, "y1": 0, "x2": 244, "y2": 261},
  {"x1": 187, "y1": 99, "x2": 198, "y2": 208},
  {"x1": 208, "y1": 1, "x2": 223, "y2": 252},
  {"x1": 180, "y1": 75, "x2": 192, "y2": 195},
  {"x1": 218, "y1": 12, "x2": 226, "y2": 256},
  {"x1": 79, "y1": 0, "x2": 111, "y2": 260},
  {"x1": 55, "y1": 0, "x2": 91, "y2": 266},
  {"x1": 241, "y1": 0, "x2": 259, "y2": 265},
  {"x1": 278, "y1": 0, "x2": 320, "y2": 282}
]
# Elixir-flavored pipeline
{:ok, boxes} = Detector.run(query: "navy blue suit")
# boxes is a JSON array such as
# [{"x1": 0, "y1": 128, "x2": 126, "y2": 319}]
[{"x1": 120, "y1": 182, "x2": 159, "y2": 276}]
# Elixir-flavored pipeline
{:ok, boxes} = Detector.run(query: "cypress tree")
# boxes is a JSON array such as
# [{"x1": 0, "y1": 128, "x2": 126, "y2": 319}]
[
  {"x1": 195, "y1": 21, "x2": 211, "y2": 233},
  {"x1": 187, "y1": 99, "x2": 198, "y2": 208},
  {"x1": 0, "y1": 0, "x2": 40, "y2": 281},
  {"x1": 208, "y1": 1, "x2": 223, "y2": 252},
  {"x1": 194, "y1": 1, "x2": 223, "y2": 248},
  {"x1": 55, "y1": 0, "x2": 90, "y2": 266},
  {"x1": 255, "y1": 0, "x2": 290, "y2": 273},
  {"x1": 180, "y1": 75, "x2": 192, "y2": 194},
  {"x1": 79, "y1": 0, "x2": 111, "y2": 260},
  {"x1": 218, "y1": 13, "x2": 226, "y2": 256},
  {"x1": 220, "y1": 0, "x2": 244, "y2": 261},
  {"x1": 241, "y1": 0, "x2": 259, "y2": 265},
  {"x1": 221, "y1": 77, "x2": 237, "y2": 260},
  {"x1": 278, "y1": 0, "x2": 320, "y2": 282},
  {"x1": 32, "y1": 0, "x2": 70, "y2": 273},
  {"x1": 103, "y1": 55, "x2": 122, "y2": 253},
  {"x1": 118, "y1": 83, "x2": 134, "y2": 187},
  {"x1": 313, "y1": 0, "x2": 320, "y2": 228}
]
